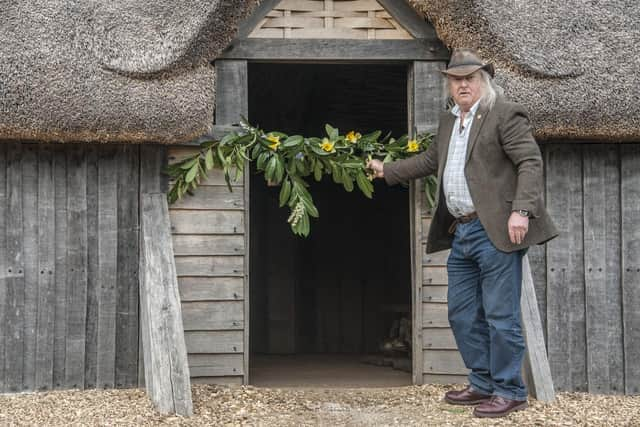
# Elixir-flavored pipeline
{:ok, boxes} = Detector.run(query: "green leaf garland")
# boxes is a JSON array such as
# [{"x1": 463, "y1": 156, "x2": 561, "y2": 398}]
[{"x1": 166, "y1": 117, "x2": 436, "y2": 237}]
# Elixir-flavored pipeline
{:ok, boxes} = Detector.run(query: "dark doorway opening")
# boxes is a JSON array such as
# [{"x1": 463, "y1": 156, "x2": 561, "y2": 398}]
[{"x1": 248, "y1": 63, "x2": 412, "y2": 387}]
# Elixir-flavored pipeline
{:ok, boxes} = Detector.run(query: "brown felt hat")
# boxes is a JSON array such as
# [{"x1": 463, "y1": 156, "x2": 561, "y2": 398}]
[{"x1": 441, "y1": 48, "x2": 495, "y2": 78}]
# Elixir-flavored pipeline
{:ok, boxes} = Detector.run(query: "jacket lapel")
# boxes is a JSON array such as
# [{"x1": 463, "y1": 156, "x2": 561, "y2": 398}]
[
  {"x1": 438, "y1": 112, "x2": 455, "y2": 175},
  {"x1": 465, "y1": 104, "x2": 489, "y2": 163}
]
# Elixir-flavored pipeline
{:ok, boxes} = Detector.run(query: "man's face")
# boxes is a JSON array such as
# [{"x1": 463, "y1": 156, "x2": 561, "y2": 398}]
[{"x1": 448, "y1": 71, "x2": 483, "y2": 112}]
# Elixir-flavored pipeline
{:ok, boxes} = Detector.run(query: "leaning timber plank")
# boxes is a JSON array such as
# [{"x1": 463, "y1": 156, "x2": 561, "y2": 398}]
[
  {"x1": 84, "y1": 146, "x2": 99, "y2": 389},
  {"x1": 422, "y1": 328, "x2": 457, "y2": 350},
  {"x1": 583, "y1": 145, "x2": 623, "y2": 394},
  {"x1": 545, "y1": 144, "x2": 586, "y2": 392},
  {"x1": 5, "y1": 143, "x2": 25, "y2": 392},
  {"x1": 0, "y1": 144, "x2": 6, "y2": 392},
  {"x1": 178, "y1": 277, "x2": 244, "y2": 302},
  {"x1": 423, "y1": 374, "x2": 467, "y2": 385},
  {"x1": 521, "y1": 255, "x2": 555, "y2": 402},
  {"x1": 181, "y1": 301, "x2": 244, "y2": 331},
  {"x1": 65, "y1": 146, "x2": 88, "y2": 389},
  {"x1": 35, "y1": 145, "x2": 56, "y2": 391},
  {"x1": 185, "y1": 331, "x2": 244, "y2": 354},
  {"x1": 172, "y1": 235, "x2": 245, "y2": 256},
  {"x1": 527, "y1": 243, "x2": 546, "y2": 342},
  {"x1": 190, "y1": 376, "x2": 243, "y2": 385},
  {"x1": 53, "y1": 147, "x2": 68, "y2": 389},
  {"x1": 423, "y1": 350, "x2": 468, "y2": 375},
  {"x1": 140, "y1": 193, "x2": 193, "y2": 416},
  {"x1": 97, "y1": 145, "x2": 118, "y2": 389},
  {"x1": 621, "y1": 144, "x2": 640, "y2": 394},
  {"x1": 187, "y1": 354, "x2": 243, "y2": 377},
  {"x1": 169, "y1": 210, "x2": 244, "y2": 234},
  {"x1": 115, "y1": 145, "x2": 140, "y2": 388},
  {"x1": 22, "y1": 144, "x2": 38, "y2": 391},
  {"x1": 171, "y1": 186, "x2": 244, "y2": 210},
  {"x1": 422, "y1": 302, "x2": 449, "y2": 328},
  {"x1": 422, "y1": 266, "x2": 448, "y2": 285},
  {"x1": 174, "y1": 256, "x2": 244, "y2": 277}
]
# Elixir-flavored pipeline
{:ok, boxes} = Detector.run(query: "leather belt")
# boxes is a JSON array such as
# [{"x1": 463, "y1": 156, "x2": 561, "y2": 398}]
[{"x1": 448, "y1": 212, "x2": 478, "y2": 234}]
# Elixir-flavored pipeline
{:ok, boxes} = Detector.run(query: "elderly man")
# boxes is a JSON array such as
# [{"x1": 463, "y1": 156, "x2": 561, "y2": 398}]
[{"x1": 367, "y1": 48, "x2": 557, "y2": 418}]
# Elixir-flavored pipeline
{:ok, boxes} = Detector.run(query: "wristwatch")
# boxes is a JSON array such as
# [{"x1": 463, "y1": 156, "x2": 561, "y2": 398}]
[{"x1": 516, "y1": 209, "x2": 530, "y2": 217}]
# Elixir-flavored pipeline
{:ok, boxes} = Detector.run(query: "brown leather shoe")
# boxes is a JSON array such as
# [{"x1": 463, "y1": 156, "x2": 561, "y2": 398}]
[
  {"x1": 444, "y1": 386, "x2": 492, "y2": 405},
  {"x1": 473, "y1": 395, "x2": 528, "y2": 418}
]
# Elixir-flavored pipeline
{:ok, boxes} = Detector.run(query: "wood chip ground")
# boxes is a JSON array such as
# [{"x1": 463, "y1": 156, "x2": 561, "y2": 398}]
[{"x1": 1, "y1": 384, "x2": 639, "y2": 426}]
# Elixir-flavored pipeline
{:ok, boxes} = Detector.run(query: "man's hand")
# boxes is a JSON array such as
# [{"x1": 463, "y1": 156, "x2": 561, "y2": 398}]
[
  {"x1": 366, "y1": 159, "x2": 385, "y2": 179},
  {"x1": 508, "y1": 211, "x2": 529, "y2": 244}
]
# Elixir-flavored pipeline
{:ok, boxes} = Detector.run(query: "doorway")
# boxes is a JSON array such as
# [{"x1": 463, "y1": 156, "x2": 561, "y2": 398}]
[{"x1": 248, "y1": 63, "x2": 412, "y2": 387}]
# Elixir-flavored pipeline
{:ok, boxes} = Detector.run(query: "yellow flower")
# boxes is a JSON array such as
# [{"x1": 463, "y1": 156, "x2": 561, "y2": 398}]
[
  {"x1": 346, "y1": 131, "x2": 361, "y2": 143},
  {"x1": 406, "y1": 139, "x2": 420, "y2": 152},
  {"x1": 266, "y1": 134, "x2": 281, "y2": 150},
  {"x1": 320, "y1": 137, "x2": 335, "y2": 153}
]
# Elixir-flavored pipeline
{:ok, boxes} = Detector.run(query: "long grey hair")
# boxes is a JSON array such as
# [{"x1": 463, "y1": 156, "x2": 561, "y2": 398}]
[{"x1": 445, "y1": 69, "x2": 504, "y2": 111}]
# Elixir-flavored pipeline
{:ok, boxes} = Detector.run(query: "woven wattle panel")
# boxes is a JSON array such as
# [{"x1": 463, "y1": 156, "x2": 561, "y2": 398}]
[{"x1": 248, "y1": 0, "x2": 413, "y2": 39}]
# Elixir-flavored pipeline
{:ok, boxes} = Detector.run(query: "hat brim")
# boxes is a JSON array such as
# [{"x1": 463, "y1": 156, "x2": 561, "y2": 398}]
[{"x1": 441, "y1": 63, "x2": 494, "y2": 78}]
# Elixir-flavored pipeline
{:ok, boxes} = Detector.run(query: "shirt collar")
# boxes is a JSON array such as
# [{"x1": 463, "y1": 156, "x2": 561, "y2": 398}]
[{"x1": 451, "y1": 99, "x2": 482, "y2": 119}]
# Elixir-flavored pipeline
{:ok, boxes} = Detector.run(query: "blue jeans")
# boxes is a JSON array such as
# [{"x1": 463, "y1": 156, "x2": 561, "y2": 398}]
[{"x1": 446, "y1": 218, "x2": 527, "y2": 401}]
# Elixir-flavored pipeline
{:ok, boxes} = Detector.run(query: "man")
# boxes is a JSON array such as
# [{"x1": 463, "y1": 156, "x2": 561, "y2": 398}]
[{"x1": 367, "y1": 48, "x2": 557, "y2": 419}]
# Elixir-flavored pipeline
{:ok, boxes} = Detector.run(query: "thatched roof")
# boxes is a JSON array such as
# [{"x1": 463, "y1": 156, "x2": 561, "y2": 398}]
[{"x1": 1, "y1": 0, "x2": 637, "y2": 143}]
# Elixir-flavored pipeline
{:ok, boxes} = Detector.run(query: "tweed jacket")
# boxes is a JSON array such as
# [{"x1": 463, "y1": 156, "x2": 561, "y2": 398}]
[{"x1": 384, "y1": 97, "x2": 558, "y2": 254}]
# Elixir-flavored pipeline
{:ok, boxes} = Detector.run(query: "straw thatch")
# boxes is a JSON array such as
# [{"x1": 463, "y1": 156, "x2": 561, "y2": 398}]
[{"x1": 0, "y1": 0, "x2": 637, "y2": 143}]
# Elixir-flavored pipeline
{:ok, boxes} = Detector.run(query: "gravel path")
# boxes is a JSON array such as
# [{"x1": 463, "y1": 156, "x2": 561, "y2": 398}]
[{"x1": 1, "y1": 384, "x2": 639, "y2": 426}]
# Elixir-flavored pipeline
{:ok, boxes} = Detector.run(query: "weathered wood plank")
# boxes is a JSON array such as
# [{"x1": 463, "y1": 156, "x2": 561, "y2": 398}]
[
  {"x1": 96, "y1": 146, "x2": 118, "y2": 389},
  {"x1": 65, "y1": 146, "x2": 88, "y2": 389},
  {"x1": 422, "y1": 328, "x2": 457, "y2": 350},
  {"x1": 377, "y1": 0, "x2": 440, "y2": 39},
  {"x1": 215, "y1": 60, "x2": 248, "y2": 125},
  {"x1": 84, "y1": 146, "x2": 99, "y2": 389},
  {"x1": 527, "y1": 243, "x2": 546, "y2": 342},
  {"x1": 412, "y1": 61, "x2": 447, "y2": 135},
  {"x1": 178, "y1": 277, "x2": 244, "y2": 301},
  {"x1": 521, "y1": 255, "x2": 555, "y2": 402},
  {"x1": 171, "y1": 186, "x2": 244, "y2": 210},
  {"x1": 422, "y1": 302, "x2": 449, "y2": 328},
  {"x1": 5, "y1": 143, "x2": 25, "y2": 392},
  {"x1": 583, "y1": 145, "x2": 623, "y2": 394},
  {"x1": 181, "y1": 301, "x2": 244, "y2": 331},
  {"x1": 220, "y1": 39, "x2": 449, "y2": 61},
  {"x1": 185, "y1": 331, "x2": 244, "y2": 354},
  {"x1": 22, "y1": 144, "x2": 38, "y2": 391},
  {"x1": 187, "y1": 354, "x2": 243, "y2": 377},
  {"x1": 174, "y1": 256, "x2": 244, "y2": 277},
  {"x1": 140, "y1": 193, "x2": 193, "y2": 415},
  {"x1": 621, "y1": 144, "x2": 640, "y2": 394},
  {"x1": 190, "y1": 376, "x2": 243, "y2": 385},
  {"x1": 422, "y1": 247, "x2": 448, "y2": 266},
  {"x1": 35, "y1": 145, "x2": 56, "y2": 391},
  {"x1": 422, "y1": 266, "x2": 448, "y2": 285},
  {"x1": 0, "y1": 144, "x2": 6, "y2": 392},
  {"x1": 411, "y1": 179, "x2": 423, "y2": 384},
  {"x1": 52, "y1": 147, "x2": 68, "y2": 389},
  {"x1": 243, "y1": 159, "x2": 250, "y2": 385},
  {"x1": 115, "y1": 145, "x2": 139, "y2": 388},
  {"x1": 423, "y1": 374, "x2": 467, "y2": 385},
  {"x1": 170, "y1": 210, "x2": 244, "y2": 234},
  {"x1": 423, "y1": 350, "x2": 468, "y2": 375},
  {"x1": 422, "y1": 285, "x2": 447, "y2": 303},
  {"x1": 545, "y1": 144, "x2": 587, "y2": 392},
  {"x1": 172, "y1": 235, "x2": 245, "y2": 256}
]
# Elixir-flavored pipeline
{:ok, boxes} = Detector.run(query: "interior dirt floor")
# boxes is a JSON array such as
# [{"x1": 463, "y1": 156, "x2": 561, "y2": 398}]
[{"x1": 249, "y1": 354, "x2": 411, "y2": 388}]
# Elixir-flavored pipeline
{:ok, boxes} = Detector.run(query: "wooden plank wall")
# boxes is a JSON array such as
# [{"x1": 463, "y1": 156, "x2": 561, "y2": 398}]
[
  {"x1": 168, "y1": 147, "x2": 245, "y2": 385},
  {"x1": 419, "y1": 142, "x2": 640, "y2": 394},
  {"x1": 533, "y1": 143, "x2": 631, "y2": 394},
  {"x1": 0, "y1": 143, "x2": 140, "y2": 392}
]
